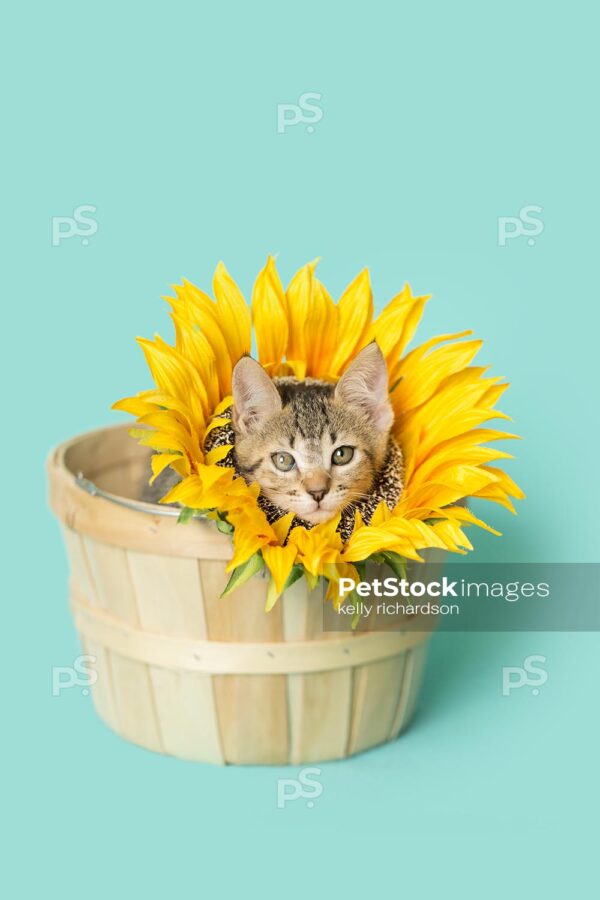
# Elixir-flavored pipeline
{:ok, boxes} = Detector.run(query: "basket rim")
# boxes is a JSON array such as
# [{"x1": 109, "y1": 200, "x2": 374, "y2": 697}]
[
  {"x1": 47, "y1": 423, "x2": 233, "y2": 559},
  {"x1": 73, "y1": 470, "x2": 188, "y2": 518}
]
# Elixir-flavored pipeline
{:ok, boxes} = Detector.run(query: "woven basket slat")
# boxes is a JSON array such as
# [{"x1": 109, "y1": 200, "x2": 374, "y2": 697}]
[
  {"x1": 126, "y1": 550, "x2": 223, "y2": 762},
  {"x1": 348, "y1": 655, "x2": 408, "y2": 756},
  {"x1": 286, "y1": 669, "x2": 353, "y2": 764},
  {"x1": 213, "y1": 674, "x2": 289, "y2": 765},
  {"x1": 199, "y1": 559, "x2": 284, "y2": 643},
  {"x1": 81, "y1": 538, "x2": 164, "y2": 752},
  {"x1": 388, "y1": 643, "x2": 429, "y2": 740},
  {"x1": 62, "y1": 527, "x2": 120, "y2": 733},
  {"x1": 127, "y1": 551, "x2": 209, "y2": 639},
  {"x1": 146, "y1": 667, "x2": 224, "y2": 764}
]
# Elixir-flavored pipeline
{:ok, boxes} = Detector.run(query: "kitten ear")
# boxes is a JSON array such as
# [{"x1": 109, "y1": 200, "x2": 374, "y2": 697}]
[
  {"x1": 335, "y1": 342, "x2": 393, "y2": 433},
  {"x1": 232, "y1": 356, "x2": 282, "y2": 434}
]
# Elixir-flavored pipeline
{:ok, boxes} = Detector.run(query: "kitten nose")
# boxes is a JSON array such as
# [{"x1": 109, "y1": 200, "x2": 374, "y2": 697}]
[{"x1": 304, "y1": 471, "x2": 331, "y2": 504}]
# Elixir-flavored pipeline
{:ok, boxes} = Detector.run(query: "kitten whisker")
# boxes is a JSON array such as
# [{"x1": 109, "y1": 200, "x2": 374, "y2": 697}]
[{"x1": 339, "y1": 491, "x2": 370, "y2": 503}]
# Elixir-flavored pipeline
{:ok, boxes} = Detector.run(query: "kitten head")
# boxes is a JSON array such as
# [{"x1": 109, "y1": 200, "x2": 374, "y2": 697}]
[{"x1": 231, "y1": 342, "x2": 393, "y2": 524}]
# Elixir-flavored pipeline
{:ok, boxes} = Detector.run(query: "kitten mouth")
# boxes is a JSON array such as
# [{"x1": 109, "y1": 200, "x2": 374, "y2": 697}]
[
  {"x1": 263, "y1": 491, "x2": 342, "y2": 525},
  {"x1": 299, "y1": 503, "x2": 341, "y2": 525}
]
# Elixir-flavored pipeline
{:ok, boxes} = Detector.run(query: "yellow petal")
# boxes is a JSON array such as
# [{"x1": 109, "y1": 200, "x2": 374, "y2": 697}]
[
  {"x1": 170, "y1": 312, "x2": 220, "y2": 411},
  {"x1": 252, "y1": 256, "x2": 288, "y2": 366},
  {"x1": 112, "y1": 395, "x2": 160, "y2": 417},
  {"x1": 227, "y1": 534, "x2": 266, "y2": 571},
  {"x1": 149, "y1": 453, "x2": 183, "y2": 484},
  {"x1": 271, "y1": 511, "x2": 296, "y2": 544},
  {"x1": 304, "y1": 278, "x2": 338, "y2": 377},
  {"x1": 214, "y1": 395, "x2": 233, "y2": 416},
  {"x1": 369, "y1": 284, "x2": 430, "y2": 374},
  {"x1": 288, "y1": 516, "x2": 342, "y2": 575},
  {"x1": 204, "y1": 414, "x2": 231, "y2": 436},
  {"x1": 478, "y1": 466, "x2": 525, "y2": 499},
  {"x1": 370, "y1": 500, "x2": 392, "y2": 527},
  {"x1": 285, "y1": 359, "x2": 308, "y2": 380},
  {"x1": 412, "y1": 446, "x2": 514, "y2": 489},
  {"x1": 130, "y1": 428, "x2": 189, "y2": 455},
  {"x1": 392, "y1": 337, "x2": 483, "y2": 412},
  {"x1": 443, "y1": 505, "x2": 502, "y2": 536},
  {"x1": 170, "y1": 281, "x2": 234, "y2": 395},
  {"x1": 137, "y1": 336, "x2": 207, "y2": 430},
  {"x1": 323, "y1": 562, "x2": 360, "y2": 608},
  {"x1": 329, "y1": 268, "x2": 373, "y2": 375},
  {"x1": 263, "y1": 544, "x2": 298, "y2": 599},
  {"x1": 226, "y1": 503, "x2": 278, "y2": 570},
  {"x1": 341, "y1": 527, "x2": 400, "y2": 562},
  {"x1": 204, "y1": 444, "x2": 233, "y2": 465},
  {"x1": 212, "y1": 262, "x2": 252, "y2": 365},
  {"x1": 138, "y1": 410, "x2": 195, "y2": 443},
  {"x1": 160, "y1": 465, "x2": 234, "y2": 508},
  {"x1": 404, "y1": 465, "x2": 500, "y2": 510},
  {"x1": 468, "y1": 484, "x2": 517, "y2": 514},
  {"x1": 286, "y1": 261, "x2": 317, "y2": 363}
]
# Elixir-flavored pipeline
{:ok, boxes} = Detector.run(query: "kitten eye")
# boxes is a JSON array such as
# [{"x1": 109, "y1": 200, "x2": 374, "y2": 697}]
[
  {"x1": 332, "y1": 445, "x2": 355, "y2": 466},
  {"x1": 272, "y1": 451, "x2": 296, "y2": 472}
]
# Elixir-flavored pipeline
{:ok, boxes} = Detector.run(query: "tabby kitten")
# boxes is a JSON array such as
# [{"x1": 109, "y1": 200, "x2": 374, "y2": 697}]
[{"x1": 231, "y1": 342, "x2": 395, "y2": 525}]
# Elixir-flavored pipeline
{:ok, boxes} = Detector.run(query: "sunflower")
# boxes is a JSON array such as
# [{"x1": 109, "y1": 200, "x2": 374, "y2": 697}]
[{"x1": 114, "y1": 257, "x2": 524, "y2": 608}]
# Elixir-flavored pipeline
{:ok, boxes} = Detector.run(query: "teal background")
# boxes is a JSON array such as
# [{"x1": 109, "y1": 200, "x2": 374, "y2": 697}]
[{"x1": 3, "y1": 1, "x2": 598, "y2": 896}]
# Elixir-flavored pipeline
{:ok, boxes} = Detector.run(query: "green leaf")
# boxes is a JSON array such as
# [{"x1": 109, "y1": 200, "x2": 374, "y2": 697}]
[
  {"x1": 220, "y1": 553, "x2": 264, "y2": 598},
  {"x1": 381, "y1": 551, "x2": 407, "y2": 580},
  {"x1": 265, "y1": 577, "x2": 281, "y2": 612},
  {"x1": 369, "y1": 553, "x2": 386, "y2": 565},
  {"x1": 283, "y1": 564, "x2": 305, "y2": 590},
  {"x1": 216, "y1": 518, "x2": 234, "y2": 534},
  {"x1": 354, "y1": 560, "x2": 367, "y2": 580},
  {"x1": 351, "y1": 593, "x2": 364, "y2": 630},
  {"x1": 265, "y1": 565, "x2": 306, "y2": 613},
  {"x1": 177, "y1": 506, "x2": 195, "y2": 524},
  {"x1": 304, "y1": 570, "x2": 319, "y2": 591},
  {"x1": 177, "y1": 506, "x2": 211, "y2": 523}
]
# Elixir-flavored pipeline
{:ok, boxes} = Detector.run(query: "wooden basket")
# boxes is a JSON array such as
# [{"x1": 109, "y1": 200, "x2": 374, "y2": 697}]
[{"x1": 48, "y1": 424, "x2": 436, "y2": 765}]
